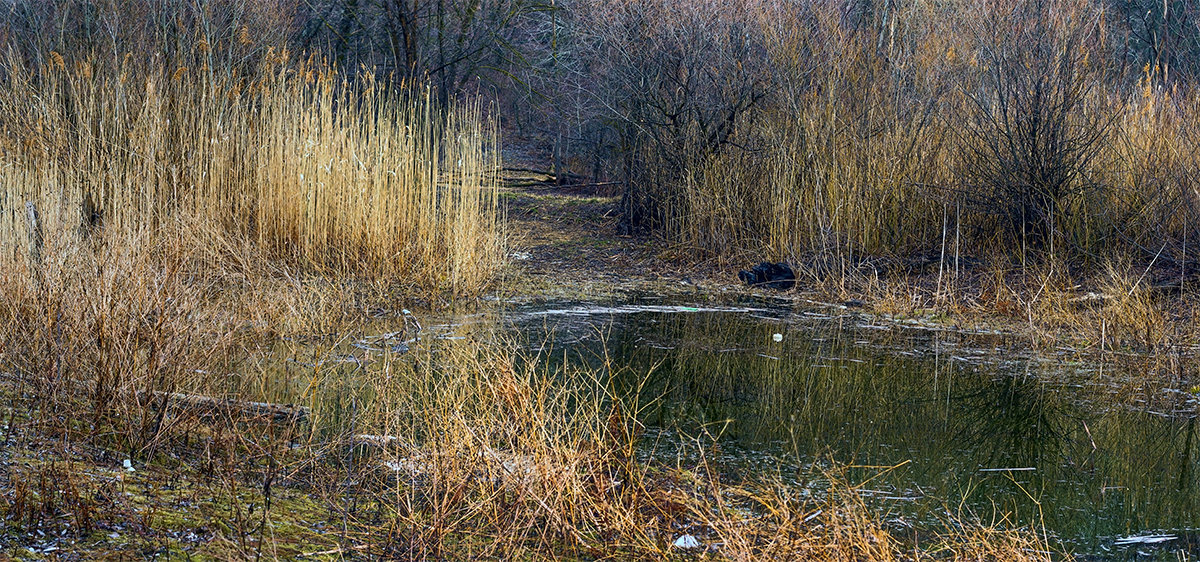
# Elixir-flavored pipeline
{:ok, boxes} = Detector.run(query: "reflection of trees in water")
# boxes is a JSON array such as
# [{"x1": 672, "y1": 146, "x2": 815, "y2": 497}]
[
  {"x1": 604, "y1": 311, "x2": 865, "y2": 445},
  {"x1": 1180, "y1": 417, "x2": 1196, "y2": 496},
  {"x1": 933, "y1": 374, "x2": 1082, "y2": 530},
  {"x1": 601, "y1": 311, "x2": 1079, "y2": 472},
  {"x1": 1085, "y1": 410, "x2": 1200, "y2": 533},
  {"x1": 516, "y1": 308, "x2": 1200, "y2": 547},
  {"x1": 602, "y1": 310, "x2": 957, "y2": 454},
  {"x1": 949, "y1": 374, "x2": 1073, "y2": 471}
]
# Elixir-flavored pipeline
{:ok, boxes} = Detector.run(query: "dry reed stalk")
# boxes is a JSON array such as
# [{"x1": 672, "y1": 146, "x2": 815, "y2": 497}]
[{"x1": 0, "y1": 52, "x2": 503, "y2": 295}]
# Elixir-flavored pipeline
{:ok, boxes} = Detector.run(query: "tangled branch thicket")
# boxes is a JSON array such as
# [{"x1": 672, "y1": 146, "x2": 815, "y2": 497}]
[
  {"x1": 478, "y1": 0, "x2": 1200, "y2": 268},
  {"x1": 641, "y1": 0, "x2": 1194, "y2": 265}
]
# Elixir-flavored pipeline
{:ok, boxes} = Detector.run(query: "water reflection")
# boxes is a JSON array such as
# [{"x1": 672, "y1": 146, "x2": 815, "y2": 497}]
[{"x1": 505, "y1": 299, "x2": 1200, "y2": 559}]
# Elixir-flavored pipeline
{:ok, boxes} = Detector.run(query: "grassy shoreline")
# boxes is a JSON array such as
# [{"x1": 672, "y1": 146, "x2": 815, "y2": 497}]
[
  {"x1": 0, "y1": 322, "x2": 1057, "y2": 561},
  {"x1": 0, "y1": 172, "x2": 1063, "y2": 559},
  {"x1": 498, "y1": 175, "x2": 1200, "y2": 355}
]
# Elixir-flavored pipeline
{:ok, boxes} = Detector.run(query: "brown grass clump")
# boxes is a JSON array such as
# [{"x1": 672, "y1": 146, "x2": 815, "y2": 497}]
[
  {"x1": 1046, "y1": 258, "x2": 1172, "y2": 351},
  {"x1": 0, "y1": 227, "x2": 228, "y2": 449},
  {"x1": 1092, "y1": 261, "x2": 1171, "y2": 350}
]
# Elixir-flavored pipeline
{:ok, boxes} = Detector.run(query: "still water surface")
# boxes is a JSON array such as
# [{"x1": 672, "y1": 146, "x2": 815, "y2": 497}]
[{"x1": 494, "y1": 296, "x2": 1200, "y2": 560}]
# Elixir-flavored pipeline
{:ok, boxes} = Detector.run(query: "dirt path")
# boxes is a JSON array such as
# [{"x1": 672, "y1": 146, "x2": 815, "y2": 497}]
[{"x1": 494, "y1": 169, "x2": 731, "y2": 302}]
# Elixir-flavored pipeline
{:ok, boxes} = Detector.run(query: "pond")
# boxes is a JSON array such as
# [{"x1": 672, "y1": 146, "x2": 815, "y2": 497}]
[
  {"x1": 253, "y1": 294, "x2": 1200, "y2": 559},
  {"x1": 491, "y1": 296, "x2": 1200, "y2": 560}
]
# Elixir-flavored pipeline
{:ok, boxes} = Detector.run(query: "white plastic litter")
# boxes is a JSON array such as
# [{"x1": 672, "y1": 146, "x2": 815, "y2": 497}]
[
  {"x1": 122, "y1": 459, "x2": 135, "y2": 472},
  {"x1": 773, "y1": 333, "x2": 783, "y2": 342},
  {"x1": 673, "y1": 535, "x2": 702, "y2": 549}
]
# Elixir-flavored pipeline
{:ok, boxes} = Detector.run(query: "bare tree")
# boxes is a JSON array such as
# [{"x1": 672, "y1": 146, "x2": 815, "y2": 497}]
[
  {"x1": 558, "y1": 0, "x2": 770, "y2": 232},
  {"x1": 959, "y1": 0, "x2": 1111, "y2": 251},
  {"x1": 298, "y1": 0, "x2": 550, "y2": 103}
]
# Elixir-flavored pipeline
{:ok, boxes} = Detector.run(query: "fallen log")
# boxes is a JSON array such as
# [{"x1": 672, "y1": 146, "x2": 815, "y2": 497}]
[
  {"x1": 1069, "y1": 292, "x2": 1112, "y2": 306},
  {"x1": 353, "y1": 435, "x2": 544, "y2": 487},
  {"x1": 148, "y1": 391, "x2": 310, "y2": 423}
]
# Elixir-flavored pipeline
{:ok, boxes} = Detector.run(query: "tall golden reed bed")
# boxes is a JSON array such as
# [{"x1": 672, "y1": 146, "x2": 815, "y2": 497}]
[{"x1": 0, "y1": 51, "x2": 503, "y2": 294}]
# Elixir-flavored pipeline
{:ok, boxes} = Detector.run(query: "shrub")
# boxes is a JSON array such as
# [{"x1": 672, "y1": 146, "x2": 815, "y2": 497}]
[{"x1": 957, "y1": 0, "x2": 1110, "y2": 253}]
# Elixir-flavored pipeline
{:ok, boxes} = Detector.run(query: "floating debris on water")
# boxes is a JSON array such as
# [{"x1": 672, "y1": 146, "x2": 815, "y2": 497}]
[
  {"x1": 1113, "y1": 534, "x2": 1177, "y2": 546},
  {"x1": 514, "y1": 304, "x2": 769, "y2": 319}
]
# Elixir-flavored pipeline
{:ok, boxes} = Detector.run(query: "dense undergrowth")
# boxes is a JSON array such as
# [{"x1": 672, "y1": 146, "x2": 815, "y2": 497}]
[
  {"x1": 5, "y1": 0, "x2": 1200, "y2": 270},
  {"x1": 0, "y1": 284, "x2": 1056, "y2": 559}
]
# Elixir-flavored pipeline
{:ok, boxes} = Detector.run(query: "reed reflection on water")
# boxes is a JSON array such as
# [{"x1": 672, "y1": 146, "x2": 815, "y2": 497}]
[{"x1": 508, "y1": 301, "x2": 1200, "y2": 557}]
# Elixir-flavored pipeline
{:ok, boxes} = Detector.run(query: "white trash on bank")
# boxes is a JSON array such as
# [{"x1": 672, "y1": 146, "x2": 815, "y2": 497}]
[{"x1": 673, "y1": 534, "x2": 702, "y2": 549}]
